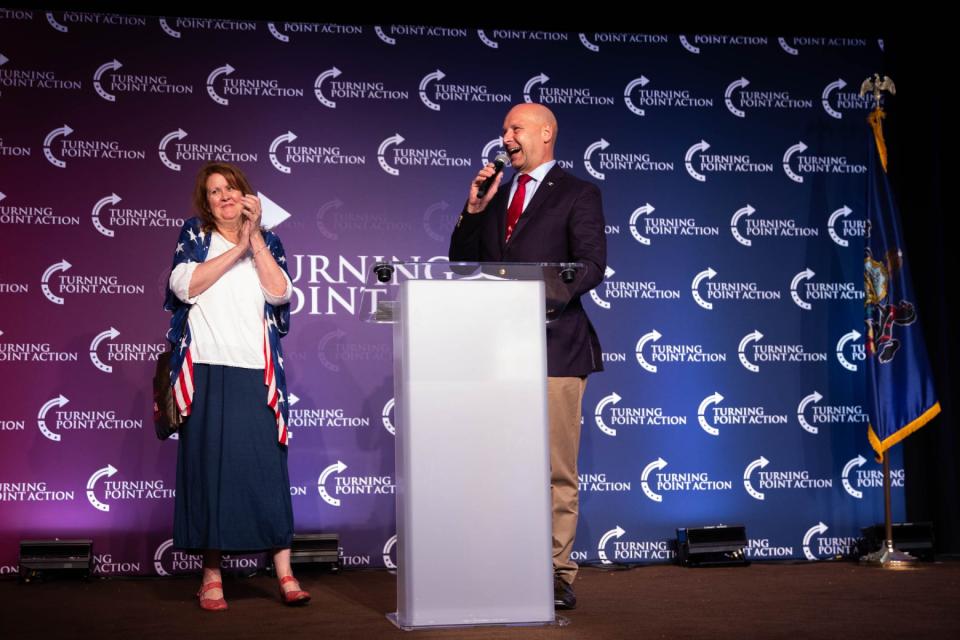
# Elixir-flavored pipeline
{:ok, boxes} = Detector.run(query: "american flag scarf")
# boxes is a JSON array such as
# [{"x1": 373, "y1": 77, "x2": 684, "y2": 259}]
[{"x1": 163, "y1": 217, "x2": 292, "y2": 444}]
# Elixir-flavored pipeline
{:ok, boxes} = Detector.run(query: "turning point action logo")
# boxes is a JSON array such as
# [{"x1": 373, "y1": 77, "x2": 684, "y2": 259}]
[
  {"x1": 418, "y1": 68, "x2": 511, "y2": 110},
  {"x1": 43, "y1": 124, "x2": 145, "y2": 168},
  {"x1": 88, "y1": 327, "x2": 165, "y2": 373},
  {"x1": 85, "y1": 464, "x2": 173, "y2": 512},
  {"x1": 268, "y1": 130, "x2": 365, "y2": 173},
  {"x1": 742, "y1": 456, "x2": 832, "y2": 501},
  {"x1": 684, "y1": 140, "x2": 773, "y2": 181},
  {"x1": 782, "y1": 142, "x2": 866, "y2": 183},
  {"x1": 723, "y1": 76, "x2": 812, "y2": 117},
  {"x1": 738, "y1": 330, "x2": 827, "y2": 373},
  {"x1": 317, "y1": 460, "x2": 393, "y2": 507},
  {"x1": 36, "y1": 393, "x2": 142, "y2": 442},
  {"x1": 841, "y1": 455, "x2": 903, "y2": 499},
  {"x1": 153, "y1": 538, "x2": 259, "y2": 576},
  {"x1": 640, "y1": 457, "x2": 732, "y2": 502},
  {"x1": 92, "y1": 58, "x2": 192, "y2": 101},
  {"x1": 41, "y1": 261, "x2": 145, "y2": 305},
  {"x1": 635, "y1": 330, "x2": 726, "y2": 373},
  {"x1": 377, "y1": 133, "x2": 471, "y2": 175},
  {"x1": 593, "y1": 391, "x2": 686, "y2": 436},
  {"x1": 205, "y1": 63, "x2": 303, "y2": 106},
  {"x1": 583, "y1": 137, "x2": 673, "y2": 181},
  {"x1": 802, "y1": 522, "x2": 859, "y2": 561},
  {"x1": 691, "y1": 267, "x2": 780, "y2": 310},
  {"x1": 313, "y1": 65, "x2": 408, "y2": 108},
  {"x1": 90, "y1": 192, "x2": 183, "y2": 236},
  {"x1": 596, "y1": 526, "x2": 675, "y2": 563}
]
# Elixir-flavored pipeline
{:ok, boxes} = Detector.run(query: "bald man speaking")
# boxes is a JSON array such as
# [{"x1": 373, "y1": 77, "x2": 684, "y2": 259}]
[{"x1": 449, "y1": 103, "x2": 606, "y2": 610}]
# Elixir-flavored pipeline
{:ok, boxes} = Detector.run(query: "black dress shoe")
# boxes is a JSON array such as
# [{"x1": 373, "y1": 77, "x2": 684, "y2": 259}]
[{"x1": 554, "y1": 577, "x2": 576, "y2": 610}]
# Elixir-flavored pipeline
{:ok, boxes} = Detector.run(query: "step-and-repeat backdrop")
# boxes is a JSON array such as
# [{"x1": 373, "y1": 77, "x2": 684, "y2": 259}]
[{"x1": 0, "y1": 9, "x2": 898, "y2": 576}]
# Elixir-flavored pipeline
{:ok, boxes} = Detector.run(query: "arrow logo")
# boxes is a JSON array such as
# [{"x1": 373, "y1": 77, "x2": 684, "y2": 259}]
[
  {"x1": 313, "y1": 66, "x2": 342, "y2": 108},
  {"x1": 589, "y1": 266, "x2": 616, "y2": 310},
  {"x1": 418, "y1": 69, "x2": 445, "y2": 111},
  {"x1": 730, "y1": 204, "x2": 755, "y2": 246},
  {"x1": 578, "y1": 33, "x2": 599, "y2": 52},
  {"x1": 827, "y1": 205, "x2": 853, "y2": 247},
  {"x1": 315, "y1": 198, "x2": 344, "y2": 240},
  {"x1": 597, "y1": 526, "x2": 625, "y2": 564},
  {"x1": 782, "y1": 141, "x2": 808, "y2": 183},
  {"x1": 382, "y1": 397, "x2": 395, "y2": 436},
  {"x1": 623, "y1": 76, "x2": 649, "y2": 116},
  {"x1": 267, "y1": 22, "x2": 289, "y2": 43},
  {"x1": 37, "y1": 394, "x2": 69, "y2": 442},
  {"x1": 45, "y1": 12, "x2": 68, "y2": 33},
  {"x1": 153, "y1": 538, "x2": 174, "y2": 575},
  {"x1": 89, "y1": 327, "x2": 120, "y2": 373},
  {"x1": 377, "y1": 133, "x2": 405, "y2": 176},
  {"x1": 802, "y1": 522, "x2": 828, "y2": 561},
  {"x1": 159, "y1": 18, "x2": 181, "y2": 39},
  {"x1": 382, "y1": 534, "x2": 398, "y2": 568},
  {"x1": 86, "y1": 464, "x2": 118, "y2": 512},
  {"x1": 374, "y1": 26, "x2": 396, "y2": 46},
  {"x1": 697, "y1": 392, "x2": 724, "y2": 436},
  {"x1": 477, "y1": 30, "x2": 498, "y2": 49},
  {"x1": 593, "y1": 391, "x2": 622, "y2": 437},
  {"x1": 206, "y1": 63, "x2": 234, "y2": 106},
  {"x1": 724, "y1": 77, "x2": 750, "y2": 118},
  {"x1": 41, "y1": 259, "x2": 71, "y2": 304},
  {"x1": 841, "y1": 455, "x2": 867, "y2": 499},
  {"x1": 691, "y1": 267, "x2": 717, "y2": 310},
  {"x1": 778, "y1": 37, "x2": 799, "y2": 56},
  {"x1": 317, "y1": 460, "x2": 348, "y2": 506},
  {"x1": 268, "y1": 131, "x2": 297, "y2": 174},
  {"x1": 93, "y1": 59, "x2": 122, "y2": 102},
  {"x1": 582, "y1": 138, "x2": 610, "y2": 181},
  {"x1": 797, "y1": 391, "x2": 824, "y2": 434},
  {"x1": 821, "y1": 78, "x2": 846, "y2": 119},
  {"x1": 422, "y1": 200, "x2": 451, "y2": 242},
  {"x1": 743, "y1": 456, "x2": 770, "y2": 500},
  {"x1": 635, "y1": 330, "x2": 662, "y2": 373},
  {"x1": 738, "y1": 330, "x2": 763, "y2": 373},
  {"x1": 684, "y1": 140, "x2": 709, "y2": 181},
  {"x1": 317, "y1": 328, "x2": 346, "y2": 372},
  {"x1": 43, "y1": 124, "x2": 73, "y2": 168},
  {"x1": 480, "y1": 137, "x2": 504, "y2": 167},
  {"x1": 91, "y1": 193, "x2": 121, "y2": 238},
  {"x1": 790, "y1": 268, "x2": 816, "y2": 310},
  {"x1": 641, "y1": 458, "x2": 667, "y2": 502},
  {"x1": 678, "y1": 35, "x2": 699, "y2": 54},
  {"x1": 836, "y1": 329, "x2": 862, "y2": 372},
  {"x1": 523, "y1": 73, "x2": 550, "y2": 103},
  {"x1": 629, "y1": 203, "x2": 655, "y2": 245},
  {"x1": 158, "y1": 128, "x2": 188, "y2": 171}
]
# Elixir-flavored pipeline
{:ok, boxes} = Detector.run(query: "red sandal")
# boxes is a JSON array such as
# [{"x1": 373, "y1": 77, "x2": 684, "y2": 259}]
[
  {"x1": 197, "y1": 581, "x2": 228, "y2": 611},
  {"x1": 278, "y1": 575, "x2": 311, "y2": 606}
]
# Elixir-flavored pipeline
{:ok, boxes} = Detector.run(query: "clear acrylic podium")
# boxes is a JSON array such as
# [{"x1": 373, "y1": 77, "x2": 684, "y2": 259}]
[{"x1": 360, "y1": 262, "x2": 585, "y2": 630}]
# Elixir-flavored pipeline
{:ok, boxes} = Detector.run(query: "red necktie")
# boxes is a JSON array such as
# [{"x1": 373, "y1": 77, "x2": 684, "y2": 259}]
[{"x1": 505, "y1": 174, "x2": 532, "y2": 242}]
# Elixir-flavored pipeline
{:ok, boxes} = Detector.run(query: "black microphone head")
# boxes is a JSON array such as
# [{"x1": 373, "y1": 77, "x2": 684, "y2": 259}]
[{"x1": 493, "y1": 151, "x2": 509, "y2": 169}]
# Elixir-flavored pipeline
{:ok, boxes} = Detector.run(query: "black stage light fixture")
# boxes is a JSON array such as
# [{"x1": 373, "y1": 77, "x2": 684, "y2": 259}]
[
  {"x1": 676, "y1": 525, "x2": 749, "y2": 567},
  {"x1": 289, "y1": 533, "x2": 341, "y2": 572},
  {"x1": 860, "y1": 522, "x2": 935, "y2": 561},
  {"x1": 18, "y1": 539, "x2": 93, "y2": 583}
]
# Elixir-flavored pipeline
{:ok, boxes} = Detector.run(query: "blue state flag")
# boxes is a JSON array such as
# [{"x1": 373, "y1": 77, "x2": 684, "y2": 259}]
[{"x1": 864, "y1": 108, "x2": 940, "y2": 460}]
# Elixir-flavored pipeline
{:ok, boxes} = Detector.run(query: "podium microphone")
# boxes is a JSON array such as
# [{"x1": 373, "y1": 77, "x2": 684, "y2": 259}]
[{"x1": 477, "y1": 151, "x2": 509, "y2": 199}]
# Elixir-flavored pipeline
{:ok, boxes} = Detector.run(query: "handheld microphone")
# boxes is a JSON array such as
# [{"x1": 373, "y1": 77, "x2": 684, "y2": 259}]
[{"x1": 476, "y1": 151, "x2": 509, "y2": 199}]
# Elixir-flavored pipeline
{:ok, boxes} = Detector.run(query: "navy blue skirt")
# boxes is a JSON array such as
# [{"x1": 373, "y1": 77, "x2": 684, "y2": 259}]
[{"x1": 173, "y1": 364, "x2": 294, "y2": 552}]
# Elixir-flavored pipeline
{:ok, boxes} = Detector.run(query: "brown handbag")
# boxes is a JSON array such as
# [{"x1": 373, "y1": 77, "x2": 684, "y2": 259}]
[{"x1": 152, "y1": 350, "x2": 183, "y2": 440}]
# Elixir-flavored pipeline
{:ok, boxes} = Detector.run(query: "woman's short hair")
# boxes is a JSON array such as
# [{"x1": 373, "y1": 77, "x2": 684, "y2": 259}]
[{"x1": 192, "y1": 162, "x2": 255, "y2": 231}]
